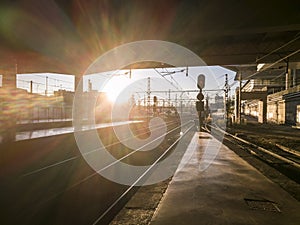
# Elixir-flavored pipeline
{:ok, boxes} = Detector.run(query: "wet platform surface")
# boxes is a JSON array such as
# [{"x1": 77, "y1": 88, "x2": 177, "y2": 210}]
[
  {"x1": 0, "y1": 120, "x2": 142, "y2": 142},
  {"x1": 150, "y1": 132, "x2": 300, "y2": 225}
]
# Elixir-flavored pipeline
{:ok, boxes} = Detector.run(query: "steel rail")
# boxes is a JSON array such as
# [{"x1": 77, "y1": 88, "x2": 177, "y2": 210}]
[
  {"x1": 21, "y1": 119, "x2": 181, "y2": 176},
  {"x1": 29, "y1": 120, "x2": 194, "y2": 211},
  {"x1": 92, "y1": 122, "x2": 195, "y2": 225},
  {"x1": 209, "y1": 124, "x2": 300, "y2": 170}
]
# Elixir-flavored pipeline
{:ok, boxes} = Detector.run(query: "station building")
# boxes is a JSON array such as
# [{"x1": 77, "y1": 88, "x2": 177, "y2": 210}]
[{"x1": 234, "y1": 63, "x2": 300, "y2": 126}]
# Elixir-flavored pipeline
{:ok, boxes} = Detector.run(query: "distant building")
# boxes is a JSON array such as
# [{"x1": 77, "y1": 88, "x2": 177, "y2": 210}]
[
  {"x1": 236, "y1": 66, "x2": 300, "y2": 125},
  {"x1": 209, "y1": 94, "x2": 224, "y2": 112}
]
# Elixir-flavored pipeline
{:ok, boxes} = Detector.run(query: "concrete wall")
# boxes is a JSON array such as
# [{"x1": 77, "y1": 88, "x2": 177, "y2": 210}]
[
  {"x1": 297, "y1": 105, "x2": 300, "y2": 126},
  {"x1": 243, "y1": 89, "x2": 300, "y2": 125},
  {"x1": 265, "y1": 85, "x2": 300, "y2": 125},
  {"x1": 284, "y1": 92, "x2": 300, "y2": 125},
  {"x1": 267, "y1": 97, "x2": 285, "y2": 124}
]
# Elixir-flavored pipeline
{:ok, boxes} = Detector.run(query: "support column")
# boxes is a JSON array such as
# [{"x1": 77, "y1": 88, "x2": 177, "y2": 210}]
[
  {"x1": 74, "y1": 74, "x2": 81, "y2": 92},
  {"x1": 292, "y1": 69, "x2": 297, "y2": 87},
  {"x1": 240, "y1": 91, "x2": 267, "y2": 124},
  {"x1": 234, "y1": 88, "x2": 239, "y2": 123},
  {"x1": 73, "y1": 74, "x2": 84, "y2": 129},
  {"x1": 262, "y1": 96, "x2": 267, "y2": 124},
  {"x1": 238, "y1": 72, "x2": 242, "y2": 124},
  {"x1": 2, "y1": 71, "x2": 17, "y2": 88},
  {"x1": 1, "y1": 67, "x2": 17, "y2": 143},
  {"x1": 285, "y1": 61, "x2": 291, "y2": 90}
]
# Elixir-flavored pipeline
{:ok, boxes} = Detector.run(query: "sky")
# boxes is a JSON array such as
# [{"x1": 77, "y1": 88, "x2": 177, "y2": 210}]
[
  {"x1": 1, "y1": 65, "x2": 238, "y2": 103},
  {"x1": 16, "y1": 73, "x2": 74, "y2": 95},
  {"x1": 83, "y1": 66, "x2": 237, "y2": 103}
]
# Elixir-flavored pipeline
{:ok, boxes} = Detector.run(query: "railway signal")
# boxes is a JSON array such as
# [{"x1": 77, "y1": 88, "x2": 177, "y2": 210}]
[
  {"x1": 197, "y1": 74, "x2": 205, "y2": 89},
  {"x1": 153, "y1": 96, "x2": 157, "y2": 114},
  {"x1": 196, "y1": 74, "x2": 205, "y2": 131},
  {"x1": 196, "y1": 101, "x2": 204, "y2": 111},
  {"x1": 197, "y1": 92, "x2": 204, "y2": 101}
]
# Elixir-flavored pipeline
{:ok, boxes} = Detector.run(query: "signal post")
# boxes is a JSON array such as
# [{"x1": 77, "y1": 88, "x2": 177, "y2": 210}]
[{"x1": 196, "y1": 74, "x2": 205, "y2": 131}]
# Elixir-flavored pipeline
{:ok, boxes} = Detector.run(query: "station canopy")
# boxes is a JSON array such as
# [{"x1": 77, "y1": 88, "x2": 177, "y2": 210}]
[{"x1": 0, "y1": 0, "x2": 299, "y2": 76}]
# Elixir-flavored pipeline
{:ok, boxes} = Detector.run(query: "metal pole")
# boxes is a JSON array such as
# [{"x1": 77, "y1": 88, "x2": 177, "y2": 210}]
[
  {"x1": 30, "y1": 80, "x2": 33, "y2": 94},
  {"x1": 147, "y1": 77, "x2": 151, "y2": 118},
  {"x1": 180, "y1": 96, "x2": 183, "y2": 116},
  {"x1": 198, "y1": 88, "x2": 203, "y2": 132},
  {"x1": 88, "y1": 79, "x2": 92, "y2": 92},
  {"x1": 225, "y1": 74, "x2": 228, "y2": 126},
  {"x1": 206, "y1": 94, "x2": 209, "y2": 117},
  {"x1": 199, "y1": 110, "x2": 202, "y2": 131},
  {"x1": 45, "y1": 76, "x2": 48, "y2": 96},
  {"x1": 285, "y1": 59, "x2": 289, "y2": 90},
  {"x1": 168, "y1": 89, "x2": 171, "y2": 107},
  {"x1": 239, "y1": 72, "x2": 242, "y2": 124}
]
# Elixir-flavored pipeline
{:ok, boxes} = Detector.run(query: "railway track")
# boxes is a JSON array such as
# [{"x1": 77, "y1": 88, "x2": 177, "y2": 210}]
[
  {"x1": 21, "y1": 118, "x2": 182, "y2": 177},
  {"x1": 92, "y1": 120, "x2": 195, "y2": 225},
  {"x1": 205, "y1": 123, "x2": 300, "y2": 184},
  {"x1": 0, "y1": 118, "x2": 195, "y2": 225}
]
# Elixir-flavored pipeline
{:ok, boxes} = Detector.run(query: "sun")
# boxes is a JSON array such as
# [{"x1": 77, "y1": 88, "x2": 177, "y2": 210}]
[
  {"x1": 106, "y1": 89, "x2": 120, "y2": 102},
  {"x1": 103, "y1": 76, "x2": 131, "y2": 102}
]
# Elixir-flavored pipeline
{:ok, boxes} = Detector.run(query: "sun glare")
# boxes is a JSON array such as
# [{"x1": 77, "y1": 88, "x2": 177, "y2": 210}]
[
  {"x1": 103, "y1": 77, "x2": 131, "y2": 102},
  {"x1": 106, "y1": 89, "x2": 120, "y2": 102}
]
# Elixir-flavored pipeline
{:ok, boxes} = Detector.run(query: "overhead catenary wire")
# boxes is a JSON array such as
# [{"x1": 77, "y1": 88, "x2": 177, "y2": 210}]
[
  {"x1": 154, "y1": 68, "x2": 197, "y2": 101},
  {"x1": 17, "y1": 74, "x2": 75, "y2": 95},
  {"x1": 164, "y1": 68, "x2": 185, "y2": 90},
  {"x1": 32, "y1": 74, "x2": 74, "y2": 84},
  {"x1": 256, "y1": 32, "x2": 300, "y2": 63},
  {"x1": 17, "y1": 78, "x2": 73, "y2": 93},
  {"x1": 154, "y1": 68, "x2": 182, "y2": 91},
  {"x1": 153, "y1": 68, "x2": 190, "y2": 103},
  {"x1": 246, "y1": 48, "x2": 300, "y2": 80}
]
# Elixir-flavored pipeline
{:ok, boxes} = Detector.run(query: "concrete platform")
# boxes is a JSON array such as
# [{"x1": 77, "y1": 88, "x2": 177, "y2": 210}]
[{"x1": 150, "y1": 132, "x2": 300, "y2": 225}]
